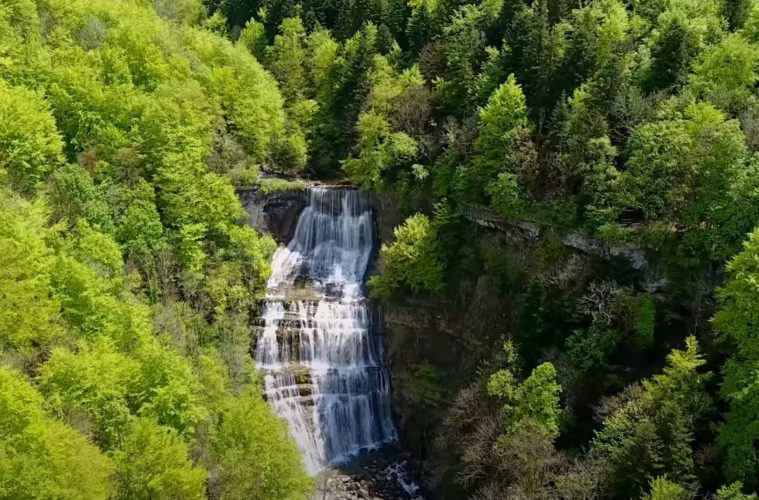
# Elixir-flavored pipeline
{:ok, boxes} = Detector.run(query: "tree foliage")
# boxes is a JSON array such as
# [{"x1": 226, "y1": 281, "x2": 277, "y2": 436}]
[{"x1": 0, "y1": 2, "x2": 311, "y2": 498}]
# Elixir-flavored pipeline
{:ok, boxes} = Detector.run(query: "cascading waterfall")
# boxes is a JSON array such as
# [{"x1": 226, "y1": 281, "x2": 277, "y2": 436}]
[{"x1": 255, "y1": 187, "x2": 397, "y2": 474}]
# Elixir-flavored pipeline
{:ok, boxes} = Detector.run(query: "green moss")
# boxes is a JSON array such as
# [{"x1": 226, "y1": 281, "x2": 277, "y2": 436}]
[{"x1": 256, "y1": 177, "x2": 309, "y2": 195}]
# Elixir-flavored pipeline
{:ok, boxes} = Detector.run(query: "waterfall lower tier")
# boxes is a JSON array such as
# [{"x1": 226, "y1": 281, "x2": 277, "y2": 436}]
[{"x1": 254, "y1": 188, "x2": 397, "y2": 475}]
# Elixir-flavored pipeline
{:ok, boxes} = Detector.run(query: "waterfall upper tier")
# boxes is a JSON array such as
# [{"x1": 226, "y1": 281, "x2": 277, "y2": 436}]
[
  {"x1": 267, "y1": 187, "x2": 374, "y2": 300},
  {"x1": 254, "y1": 187, "x2": 397, "y2": 475}
]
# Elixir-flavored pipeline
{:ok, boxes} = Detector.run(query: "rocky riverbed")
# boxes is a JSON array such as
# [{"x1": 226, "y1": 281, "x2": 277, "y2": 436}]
[{"x1": 312, "y1": 449, "x2": 425, "y2": 500}]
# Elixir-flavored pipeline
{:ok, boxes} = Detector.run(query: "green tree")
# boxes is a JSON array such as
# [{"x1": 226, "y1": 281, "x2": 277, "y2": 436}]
[
  {"x1": 714, "y1": 229, "x2": 759, "y2": 487},
  {"x1": 0, "y1": 191, "x2": 62, "y2": 350},
  {"x1": 0, "y1": 80, "x2": 64, "y2": 194},
  {"x1": 0, "y1": 367, "x2": 114, "y2": 499},
  {"x1": 369, "y1": 213, "x2": 446, "y2": 300},
  {"x1": 717, "y1": 482, "x2": 759, "y2": 500},
  {"x1": 689, "y1": 34, "x2": 759, "y2": 114},
  {"x1": 459, "y1": 74, "x2": 534, "y2": 203},
  {"x1": 585, "y1": 337, "x2": 709, "y2": 498},
  {"x1": 643, "y1": 476, "x2": 689, "y2": 500},
  {"x1": 211, "y1": 388, "x2": 315, "y2": 499},
  {"x1": 112, "y1": 417, "x2": 206, "y2": 500},
  {"x1": 488, "y1": 360, "x2": 562, "y2": 437},
  {"x1": 265, "y1": 17, "x2": 309, "y2": 100}
]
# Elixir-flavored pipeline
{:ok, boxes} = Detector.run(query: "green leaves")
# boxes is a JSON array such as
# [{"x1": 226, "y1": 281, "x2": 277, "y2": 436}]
[
  {"x1": 584, "y1": 337, "x2": 711, "y2": 497},
  {"x1": 210, "y1": 388, "x2": 315, "y2": 499},
  {"x1": 714, "y1": 229, "x2": 759, "y2": 487},
  {"x1": 0, "y1": 4, "x2": 311, "y2": 499},
  {"x1": 113, "y1": 417, "x2": 206, "y2": 500},
  {"x1": 459, "y1": 74, "x2": 534, "y2": 204},
  {"x1": 0, "y1": 368, "x2": 115, "y2": 499},
  {"x1": 0, "y1": 191, "x2": 62, "y2": 350},
  {"x1": 343, "y1": 111, "x2": 419, "y2": 189},
  {"x1": 369, "y1": 213, "x2": 446, "y2": 300},
  {"x1": 488, "y1": 359, "x2": 562, "y2": 438},
  {"x1": 0, "y1": 80, "x2": 64, "y2": 194}
]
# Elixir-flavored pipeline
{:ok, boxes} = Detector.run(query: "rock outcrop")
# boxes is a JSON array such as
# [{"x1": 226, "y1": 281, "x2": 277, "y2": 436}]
[{"x1": 239, "y1": 188, "x2": 309, "y2": 244}]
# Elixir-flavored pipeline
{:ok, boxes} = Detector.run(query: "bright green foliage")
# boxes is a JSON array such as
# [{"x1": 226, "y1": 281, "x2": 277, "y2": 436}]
[
  {"x1": 487, "y1": 172, "x2": 526, "y2": 219},
  {"x1": 0, "y1": 80, "x2": 64, "y2": 194},
  {"x1": 238, "y1": 19, "x2": 268, "y2": 61},
  {"x1": 714, "y1": 229, "x2": 759, "y2": 355},
  {"x1": 130, "y1": 343, "x2": 206, "y2": 437},
  {"x1": 557, "y1": 85, "x2": 619, "y2": 215},
  {"x1": 307, "y1": 27, "x2": 340, "y2": 96},
  {"x1": 641, "y1": 0, "x2": 725, "y2": 92},
  {"x1": 41, "y1": 340, "x2": 140, "y2": 448},
  {"x1": 717, "y1": 482, "x2": 759, "y2": 500},
  {"x1": 343, "y1": 111, "x2": 418, "y2": 189},
  {"x1": 474, "y1": 74, "x2": 528, "y2": 159},
  {"x1": 741, "y1": 2, "x2": 759, "y2": 43},
  {"x1": 643, "y1": 476, "x2": 690, "y2": 500},
  {"x1": 152, "y1": 0, "x2": 205, "y2": 24},
  {"x1": 369, "y1": 213, "x2": 445, "y2": 300},
  {"x1": 211, "y1": 388, "x2": 314, "y2": 500},
  {"x1": 476, "y1": 74, "x2": 529, "y2": 147},
  {"x1": 643, "y1": 336, "x2": 711, "y2": 411},
  {"x1": 0, "y1": 367, "x2": 115, "y2": 499},
  {"x1": 618, "y1": 103, "x2": 752, "y2": 261},
  {"x1": 488, "y1": 357, "x2": 562, "y2": 438},
  {"x1": 47, "y1": 165, "x2": 113, "y2": 231},
  {"x1": 114, "y1": 180, "x2": 166, "y2": 256},
  {"x1": 690, "y1": 34, "x2": 759, "y2": 112},
  {"x1": 265, "y1": 17, "x2": 309, "y2": 100},
  {"x1": 564, "y1": 0, "x2": 629, "y2": 87},
  {"x1": 0, "y1": 192, "x2": 62, "y2": 350},
  {"x1": 459, "y1": 74, "x2": 533, "y2": 203},
  {"x1": 112, "y1": 417, "x2": 206, "y2": 500},
  {"x1": 42, "y1": 339, "x2": 205, "y2": 444},
  {"x1": 343, "y1": 57, "x2": 427, "y2": 189},
  {"x1": 0, "y1": 4, "x2": 311, "y2": 498}
]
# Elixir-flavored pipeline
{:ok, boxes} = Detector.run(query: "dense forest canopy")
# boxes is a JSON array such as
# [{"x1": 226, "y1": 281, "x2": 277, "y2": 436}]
[
  {"x1": 0, "y1": 0, "x2": 311, "y2": 498},
  {"x1": 4, "y1": 0, "x2": 759, "y2": 498}
]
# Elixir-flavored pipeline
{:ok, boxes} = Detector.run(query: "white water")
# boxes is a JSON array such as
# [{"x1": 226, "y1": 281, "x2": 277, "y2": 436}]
[{"x1": 255, "y1": 187, "x2": 397, "y2": 474}]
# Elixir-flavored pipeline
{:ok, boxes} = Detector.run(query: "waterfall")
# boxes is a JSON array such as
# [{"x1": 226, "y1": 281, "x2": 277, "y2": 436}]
[{"x1": 255, "y1": 187, "x2": 397, "y2": 474}]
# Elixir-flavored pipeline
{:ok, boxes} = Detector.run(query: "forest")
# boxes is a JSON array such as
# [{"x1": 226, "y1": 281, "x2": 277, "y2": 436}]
[{"x1": 3, "y1": 0, "x2": 759, "y2": 498}]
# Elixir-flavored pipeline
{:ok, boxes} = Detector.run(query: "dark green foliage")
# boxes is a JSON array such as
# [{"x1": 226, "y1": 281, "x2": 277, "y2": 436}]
[
  {"x1": 714, "y1": 229, "x2": 759, "y2": 489},
  {"x1": 580, "y1": 337, "x2": 710, "y2": 498}
]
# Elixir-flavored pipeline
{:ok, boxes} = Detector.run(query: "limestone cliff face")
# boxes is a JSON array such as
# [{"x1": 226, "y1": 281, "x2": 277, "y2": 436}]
[
  {"x1": 239, "y1": 188, "x2": 309, "y2": 244},
  {"x1": 377, "y1": 203, "x2": 675, "y2": 495}
]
